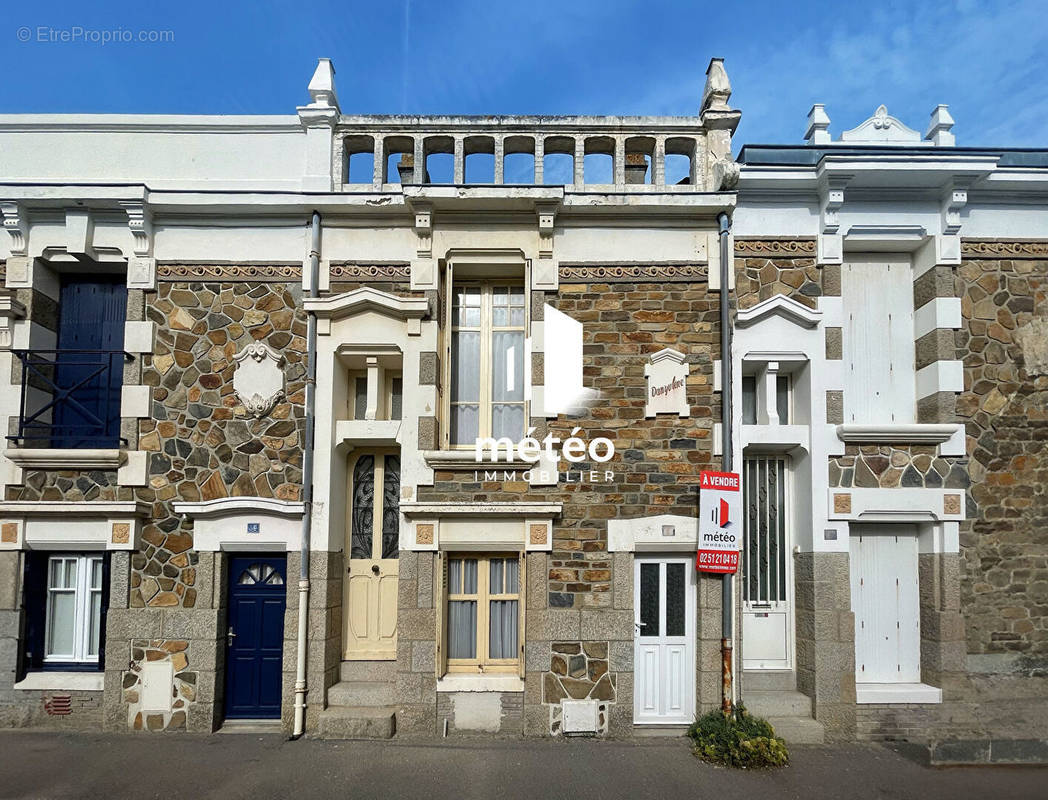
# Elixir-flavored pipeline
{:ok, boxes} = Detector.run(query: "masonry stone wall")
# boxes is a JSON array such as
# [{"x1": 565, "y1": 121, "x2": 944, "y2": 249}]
[{"x1": 955, "y1": 245, "x2": 1048, "y2": 659}]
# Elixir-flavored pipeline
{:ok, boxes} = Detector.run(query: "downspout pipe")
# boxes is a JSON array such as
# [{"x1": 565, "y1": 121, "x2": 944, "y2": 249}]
[
  {"x1": 292, "y1": 210, "x2": 321, "y2": 739},
  {"x1": 717, "y1": 210, "x2": 735, "y2": 715}
]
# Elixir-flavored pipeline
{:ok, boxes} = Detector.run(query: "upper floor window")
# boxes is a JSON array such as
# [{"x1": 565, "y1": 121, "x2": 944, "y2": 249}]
[
  {"x1": 449, "y1": 283, "x2": 526, "y2": 446},
  {"x1": 841, "y1": 256, "x2": 915, "y2": 423}
]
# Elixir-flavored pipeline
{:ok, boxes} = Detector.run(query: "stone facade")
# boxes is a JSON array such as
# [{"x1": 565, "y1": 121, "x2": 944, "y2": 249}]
[
  {"x1": 829, "y1": 445, "x2": 969, "y2": 490},
  {"x1": 955, "y1": 247, "x2": 1048, "y2": 658}
]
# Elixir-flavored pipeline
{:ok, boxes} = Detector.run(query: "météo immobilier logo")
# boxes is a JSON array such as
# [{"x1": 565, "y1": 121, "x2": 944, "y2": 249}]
[{"x1": 697, "y1": 470, "x2": 742, "y2": 574}]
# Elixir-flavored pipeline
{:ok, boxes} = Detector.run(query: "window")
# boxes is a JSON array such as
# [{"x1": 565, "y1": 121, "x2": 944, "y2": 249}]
[
  {"x1": 441, "y1": 554, "x2": 523, "y2": 674},
  {"x1": 450, "y1": 284, "x2": 526, "y2": 445},
  {"x1": 350, "y1": 371, "x2": 403, "y2": 421},
  {"x1": 349, "y1": 454, "x2": 401, "y2": 561},
  {"x1": 742, "y1": 373, "x2": 790, "y2": 425},
  {"x1": 20, "y1": 552, "x2": 108, "y2": 675}
]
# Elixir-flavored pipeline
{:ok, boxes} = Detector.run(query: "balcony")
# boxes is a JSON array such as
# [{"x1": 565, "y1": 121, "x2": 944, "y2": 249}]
[{"x1": 7, "y1": 349, "x2": 133, "y2": 454}]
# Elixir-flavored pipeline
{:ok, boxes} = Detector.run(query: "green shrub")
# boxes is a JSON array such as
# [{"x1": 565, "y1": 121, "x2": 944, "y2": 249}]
[{"x1": 687, "y1": 704, "x2": 789, "y2": 769}]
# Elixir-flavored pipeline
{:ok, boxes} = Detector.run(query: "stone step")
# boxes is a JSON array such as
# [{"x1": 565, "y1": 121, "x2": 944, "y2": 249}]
[
  {"x1": 742, "y1": 690, "x2": 813, "y2": 718},
  {"x1": 339, "y1": 660, "x2": 397, "y2": 682},
  {"x1": 741, "y1": 670, "x2": 796, "y2": 692},
  {"x1": 326, "y1": 680, "x2": 395, "y2": 708},
  {"x1": 317, "y1": 706, "x2": 396, "y2": 740},
  {"x1": 766, "y1": 715, "x2": 825, "y2": 744}
]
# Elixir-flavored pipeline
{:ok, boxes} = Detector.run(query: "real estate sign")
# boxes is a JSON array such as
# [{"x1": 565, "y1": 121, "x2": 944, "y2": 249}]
[{"x1": 697, "y1": 470, "x2": 742, "y2": 574}]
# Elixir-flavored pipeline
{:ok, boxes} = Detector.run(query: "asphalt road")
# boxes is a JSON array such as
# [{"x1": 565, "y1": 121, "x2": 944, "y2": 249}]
[{"x1": 0, "y1": 731, "x2": 1044, "y2": 800}]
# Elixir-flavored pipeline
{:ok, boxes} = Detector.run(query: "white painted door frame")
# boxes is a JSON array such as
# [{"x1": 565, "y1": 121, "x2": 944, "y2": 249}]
[{"x1": 633, "y1": 555, "x2": 696, "y2": 725}]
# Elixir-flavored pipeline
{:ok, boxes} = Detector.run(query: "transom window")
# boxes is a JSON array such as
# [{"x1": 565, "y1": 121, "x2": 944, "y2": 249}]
[
  {"x1": 445, "y1": 554, "x2": 522, "y2": 673},
  {"x1": 450, "y1": 284, "x2": 526, "y2": 445},
  {"x1": 45, "y1": 554, "x2": 104, "y2": 663},
  {"x1": 350, "y1": 454, "x2": 401, "y2": 561}
]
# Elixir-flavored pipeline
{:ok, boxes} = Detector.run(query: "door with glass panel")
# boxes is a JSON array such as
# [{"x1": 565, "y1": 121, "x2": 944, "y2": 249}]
[
  {"x1": 344, "y1": 452, "x2": 400, "y2": 660},
  {"x1": 741, "y1": 457, "x2": 792, "y2": 670},
  {"x1": 633, "y1": 557, "x2": 696, "y2": 725}
]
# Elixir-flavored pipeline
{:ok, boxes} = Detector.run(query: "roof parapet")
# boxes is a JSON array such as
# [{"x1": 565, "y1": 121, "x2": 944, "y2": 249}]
[{"x1": 803, "y1": 103, "x2": 956, "y2": 147}]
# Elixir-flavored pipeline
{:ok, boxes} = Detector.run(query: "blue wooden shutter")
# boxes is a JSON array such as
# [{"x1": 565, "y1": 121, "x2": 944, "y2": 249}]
[
  {"x1": 54, "y1": 277, "x2": 127, "y2": 447},
  {"x1": 19, "y1": 551, "x2": 48, "y2": 679}
]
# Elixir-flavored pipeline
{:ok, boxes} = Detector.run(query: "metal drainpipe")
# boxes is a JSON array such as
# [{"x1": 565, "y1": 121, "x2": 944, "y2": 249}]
[
  {"x1": 718, "y1": 210, "x2": 735, "y2": 715},
  {"x1": 292, "y1": 210, "x2": 321, "y2": 739}
]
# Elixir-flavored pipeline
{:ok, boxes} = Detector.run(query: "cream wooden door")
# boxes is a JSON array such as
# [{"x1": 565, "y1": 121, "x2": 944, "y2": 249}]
[{"x1": 343, "y1": 453, "x2": 400, "y2": 660}]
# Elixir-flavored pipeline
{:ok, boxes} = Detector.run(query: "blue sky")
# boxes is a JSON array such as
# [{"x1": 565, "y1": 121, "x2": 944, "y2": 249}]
[{"x1": 1, "y1": 0, "x2": 1046, "y2": 151}]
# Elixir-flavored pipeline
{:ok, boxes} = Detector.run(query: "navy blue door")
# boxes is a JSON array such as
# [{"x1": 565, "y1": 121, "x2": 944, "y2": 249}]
[
  {"x1": 225, "y1": 556, "x2": 287, "y2": 719},
  {"x1": 54, "y1": 276, "x2": 127, "y2": 448}
]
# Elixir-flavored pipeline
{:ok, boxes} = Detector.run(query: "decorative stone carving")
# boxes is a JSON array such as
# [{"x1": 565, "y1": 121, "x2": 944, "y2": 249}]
[
  {"x1": 833, "y1": 493, "x2": 852, "y2": 514},
  {"x1": 233, "y1": 342, "x2": 286, "y2": 418},
  {"x1": 558, "y1": 264, "x2": 705, "y2": 282},
  {"x1": 644, "y1": 348, "x2": 690, "y2": 418},
  {"x1": 111, "y1": 522, "x2": 130, "y2": 545},
  {"x1": 329, "y1": 263, "x2": 411, "y2": 281},
  {"x1": 157, "y1": 264, "x2": 302, "y2": 281},
  {"x1": 415, "y1": 524, "x2": 434, "y2": 545},
  {"x1": 840, "y1": 105, "x2": 922, "y2": 144},
  {"x1": 529, "y1": 523, "x2": 548, "y2": 546}
]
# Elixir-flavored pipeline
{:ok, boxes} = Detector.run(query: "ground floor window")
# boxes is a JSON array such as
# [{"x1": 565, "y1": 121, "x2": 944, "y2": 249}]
[
  {"x1": 22, "y1": 551, "x2": 109, "y2": 673},
  {"x1": 439, "y1": 553, "x2": 524, "y2": 675}
]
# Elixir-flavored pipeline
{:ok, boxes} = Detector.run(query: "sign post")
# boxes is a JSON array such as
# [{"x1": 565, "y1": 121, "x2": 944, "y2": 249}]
[{"x1": 697, "y1": 470, "x2": 742, "y2": 574}]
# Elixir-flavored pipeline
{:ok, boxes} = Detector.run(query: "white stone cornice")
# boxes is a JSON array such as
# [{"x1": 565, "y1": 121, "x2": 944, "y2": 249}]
[
  {"x1": 400, "y1": 501, "x2": 562, "y2": 517},
  {"x1": 840, "y1": 104, "x2": 923, "y2": 144},
  {"x1": 172, "y1": 497, "x2": 305, "y2": 518},
  {"x1": 305, "y1": 286, "x2": 429, "y2": 322},
  {"x1": 736, "y1": 295, "x2": 823, "y2": 330},
  {"x1": 4, "y1": 448, "x2": 125, "y2": 470},
  {"x1": 0, "y1": 500, "x2": 149, "y2": 516},
  {"x1": 835, "y1": 424, "x2": 961, "y2": 445}
]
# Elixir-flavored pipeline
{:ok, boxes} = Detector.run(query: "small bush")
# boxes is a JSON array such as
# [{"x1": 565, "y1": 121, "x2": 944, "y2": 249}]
[{"x1": 687, "y1": 704, "x2": 789, "y2": 769}]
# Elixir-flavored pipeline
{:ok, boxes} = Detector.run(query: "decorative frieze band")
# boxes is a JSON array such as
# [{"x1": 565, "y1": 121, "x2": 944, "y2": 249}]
[
  {"x1": 961, "y1": 240, "x2": 1048, "y2": 259},
  {"x1": 734, "y1": 238, "x2": 817, "y2": 258},
  {"x1": 329, "y1": 263, "x2": 411, "y2": 281},
  {"x1": 558, "y1": 264, "x2": 706, "y2": 282},
  {"x1": 157, "y1": 264, "x2": 302, "y2": 281}
]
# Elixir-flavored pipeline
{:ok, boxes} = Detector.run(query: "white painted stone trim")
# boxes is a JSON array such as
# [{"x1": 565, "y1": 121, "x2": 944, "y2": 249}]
[
  {"x1": 916, "y1": 360, "x2": 964, "y2": 399},
  {"x1": 835, "y1": 424, "x2": 961, "y2": 445},
  {"x1": 914, "y1": 297, "x2": 962, "y2": 339},
  {"x1": 123, "y1": 321, "x2": 155, "y2": 354},
  {"x1": 118, "y1": 451, "x2": 148, "y2": 487},
  {"x1": 827, "y1": 488, "x2": 964, "y2": 522},
  {"x1": 436, "y1": 674, "x2": 524, "y2": 693},
  {"x1": 608, "y1": 513, "x2": 698, "y2": 552},
  {"x1": 422, "y1": 450, "x2": 533, "y2": 470},
  {"x1": 335, "y1": 420, "x2": 401, "y2": 448},
  {"x1": 401, "y1": 501, "x2": 562, "y2": 517},
  {"x1": 173, "y1": 497, "x2": 305, "y2": 552},
  {"x1": 13, "y1": 671, "x2": 105, "y2": 692},
  {"x1": 0, "y1": 500, "x2": 148, "y2": 551},
  {"x1": 304, "y1": 286, "x2": 429, "y2": 321},
  {"x1": 856, "y1": 682, "x2": 942, "y2": 704},
  {"x1": 4, "y1": 448, "x2": 124, "y2": 470},
  {"x1": 120, "y1": 385, "x2": 152, "y2": 418},
  {"x1": 735, "y1": 294, "x2": 822, "y2": 329}
]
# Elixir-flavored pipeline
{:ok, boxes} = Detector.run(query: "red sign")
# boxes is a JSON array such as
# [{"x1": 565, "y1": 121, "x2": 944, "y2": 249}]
[
  {"x1": 697, "y1": 469, "x2": 742, "y2": 574},
  {"x1": 697, "y1": 549, "x2": 739, "y2": 574}
]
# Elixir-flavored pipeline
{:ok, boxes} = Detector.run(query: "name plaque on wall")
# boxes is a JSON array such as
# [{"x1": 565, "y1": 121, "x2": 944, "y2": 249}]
[{"x1": 644, "y1": 347, "x2": 690, "y2": 418}]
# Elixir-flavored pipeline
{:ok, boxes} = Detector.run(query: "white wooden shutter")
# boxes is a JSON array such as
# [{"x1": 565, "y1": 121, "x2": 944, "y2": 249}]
[
  {"x1": 435, "y1": 552, "x2": 448, "y2": 679},
  {"x1": 842, "y1": 256, "x2": 916, "y2": 424}
]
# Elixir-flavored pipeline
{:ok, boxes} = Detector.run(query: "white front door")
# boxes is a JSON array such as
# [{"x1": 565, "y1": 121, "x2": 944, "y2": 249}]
[
  {"x1": 741, "y1": 457, "x2": 792, "y2": 669},
  {"x1": 850, "y1": 525, "x2": 921, "y2": 683},
  {"x1": 634, "y1": 557, "x2": 696, "y2": 725}
]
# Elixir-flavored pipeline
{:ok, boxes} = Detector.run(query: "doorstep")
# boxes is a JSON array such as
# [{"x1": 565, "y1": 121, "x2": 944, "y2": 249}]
[{"x1": 218, "y1": 720, "x2": 283, "y2": 734}]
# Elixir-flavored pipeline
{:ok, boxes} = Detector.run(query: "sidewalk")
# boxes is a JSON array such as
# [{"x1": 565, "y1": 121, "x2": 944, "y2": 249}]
[{"x1": 0, "y1": 731, "x2": 1043, "y2": 800}]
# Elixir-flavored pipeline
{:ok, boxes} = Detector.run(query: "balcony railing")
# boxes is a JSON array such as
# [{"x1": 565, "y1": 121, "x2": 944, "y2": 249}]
[{"x1": 8, "y1": 349, "x2": 133, "y2": 449}]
